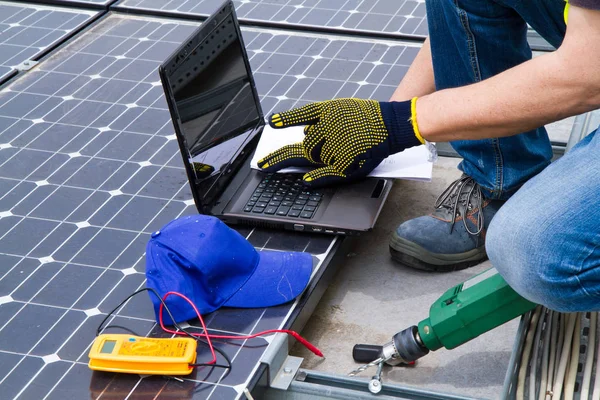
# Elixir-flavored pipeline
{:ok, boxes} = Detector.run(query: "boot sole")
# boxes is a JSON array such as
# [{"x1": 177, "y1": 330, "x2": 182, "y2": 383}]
[{"x1": 389, "y1": 232, "x2": 488, "y2": 273}]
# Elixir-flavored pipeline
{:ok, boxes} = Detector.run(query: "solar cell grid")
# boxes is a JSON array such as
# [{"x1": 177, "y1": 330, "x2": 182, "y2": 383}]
[
  {"x1": 114, "y1": 0, "x2": 429, "y2": 37},
  {"x1": 43, "y1": 0, "x2": 113, "y2": 5},
  {"x1": 0, "y1": 2, "x2": 100, "y2": 84},
  {"x1": 0, "y1": 11, "x2": 423, "y2": 398}
]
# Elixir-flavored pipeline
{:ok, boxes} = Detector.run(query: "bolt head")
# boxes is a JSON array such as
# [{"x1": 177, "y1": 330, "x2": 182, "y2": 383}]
[
  {"x1": 283, "y1": 367, "x2": 293, "y2": 374},
  {"x1": 368, "y1": 380, "x2": 382, "y2": 394}
]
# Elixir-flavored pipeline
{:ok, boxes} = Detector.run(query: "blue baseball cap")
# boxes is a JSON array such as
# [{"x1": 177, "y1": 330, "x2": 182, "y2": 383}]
[{"x1": 145, "y1": 215, "x2": 313, "y2": 325}]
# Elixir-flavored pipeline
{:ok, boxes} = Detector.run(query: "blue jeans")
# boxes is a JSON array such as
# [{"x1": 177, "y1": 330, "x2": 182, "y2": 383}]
[
  {"x1": 427, "y1": 0, "x2": 600, "y2": 312},
  {"x1": 487, "y1": 130, "x2": 600, "y2": 312},
  {"x1": 426, "y1": 0, "x2": 566, "y2": 199}
]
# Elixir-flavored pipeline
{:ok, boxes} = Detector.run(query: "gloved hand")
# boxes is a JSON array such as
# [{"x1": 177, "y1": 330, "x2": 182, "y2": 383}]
[{"x1": 257, "y1": 98, "x2": 425, "y2": 187}]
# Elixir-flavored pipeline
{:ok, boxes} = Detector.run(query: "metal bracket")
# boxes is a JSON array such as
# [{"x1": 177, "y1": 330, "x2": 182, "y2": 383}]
[
  {"x1": 271, "y1": 356, "x2": 303, "y2": 390},
  {"x1": 259, "y1": 332, "x2": 304, "y2": 390},
  {"x1": 16, "y1": 60, "x2": 38, "y2": 71},
  {"x1": 263, "y1": 369, "x2": 480, "y2": 400}
]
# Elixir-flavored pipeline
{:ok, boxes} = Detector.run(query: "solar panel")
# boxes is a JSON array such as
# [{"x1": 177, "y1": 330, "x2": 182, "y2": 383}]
[
  {"x1": 114, "y1": 0, "x2": 429, "y2": 37},
  {"x1": 35, "y1": 0, "x2": 114, "y2": 5},
  {"x1": 0, "y1": 11, "x2": 418, "y2": 399},
  {"x1": 0, "y1": 2, "x2": 100, "y2": 85}
]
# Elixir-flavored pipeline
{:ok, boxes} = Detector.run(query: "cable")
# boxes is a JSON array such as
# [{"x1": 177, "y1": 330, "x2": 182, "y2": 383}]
[
  {"x1": 155, "y1": 291, "x2": 221, "y2": 367},
  {"x1": 97, "y1": 287, "x2": 323, "y2": 378},
  {"x1": 546, "y1": 311, "x2": 558, "y2": 400},
  {"x1": 542, "y1": 311, "x2": 555, "y2": 400},
  {"x1": 564, "y1": 314, "x2": 580, "y2": 400},
  {"x1": 530, "y1": 308, "x2": 546, "y2": 400},
  {"x1": 553, "y1": 312, "x2": 578, "y2": 400},
  {"x1": 538, "y1": 310, "x2": 552, "y2": 400},
  {"x1": 96, "y1": 288, "x2": 232, "y2": 370},
  {"x1": 557, "y1": 313, "x2": 566, "y2": 374},
  {"x1": 94, "y1": 286, "x2": 323, "y2": 390},
  {"x1": 548, "y1": 312, "x2": 567, "y2": 400},
  {"x1": 100, "y1": 325, "x2": 142, "y2": 337},
  {"x1": 158, "y1": 291, "x2": 324, "y2": 357},
  {"x1": 581, "y1": 312, "x2": 597, "y2": 399},
  {"x1": 517, "y1": 305, "x2": 542, "y2": 400},
  {"x1": 592, "y1": 314, "x2": 600, "y2": 400}
]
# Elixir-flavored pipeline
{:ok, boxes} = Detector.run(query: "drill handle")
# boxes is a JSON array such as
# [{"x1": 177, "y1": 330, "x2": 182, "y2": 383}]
[{"x1": 352, "y1": 344, "x2": 383, "y2": 363}]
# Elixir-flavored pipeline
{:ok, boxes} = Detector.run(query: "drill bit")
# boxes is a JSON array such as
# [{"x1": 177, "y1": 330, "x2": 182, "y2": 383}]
[{"x1": 348, "y1": 357, "x2": 385, "y2": 376}]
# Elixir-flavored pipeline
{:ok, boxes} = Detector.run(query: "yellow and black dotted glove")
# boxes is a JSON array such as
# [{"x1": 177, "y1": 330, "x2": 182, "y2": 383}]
[{"x1": 257, "y1": 98, "x2": 425, "y2": 187}]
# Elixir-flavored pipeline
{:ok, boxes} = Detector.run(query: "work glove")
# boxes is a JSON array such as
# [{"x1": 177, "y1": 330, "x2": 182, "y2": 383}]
[{"x1": 257, "y1": 98, "x2": 425, "y2": 187}]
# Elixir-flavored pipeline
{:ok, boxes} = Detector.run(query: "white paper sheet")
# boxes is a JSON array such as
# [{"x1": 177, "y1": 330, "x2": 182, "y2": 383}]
[{"x1": 250, "y1": 125, "x2": 433, "y2": 181}]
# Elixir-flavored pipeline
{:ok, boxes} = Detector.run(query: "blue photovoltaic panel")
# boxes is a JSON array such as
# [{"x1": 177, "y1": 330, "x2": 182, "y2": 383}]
[
  {"x1": 0, "y1": 11, "x2": 418, "y2": 399},
  {"x1": 0, "y1": 2, "x2": 100, "y2": 84},
  {"x1": 246, "y1": 31, "x2": 420, "y2": 112},
  {"x1": 41, "y1": 0, "x2": 114, "y2": 5},
  {"x1": 14, "y1": 0, "x2": 114, "y2": 7},
  {"x1": 114, "y1": 0, "x2": 429, "y2": 37}
]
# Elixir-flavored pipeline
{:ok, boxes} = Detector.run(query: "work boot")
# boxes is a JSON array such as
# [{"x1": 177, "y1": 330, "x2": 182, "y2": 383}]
[{"x1": 389, "y1": 175, "x2": 505, "y2": 272}]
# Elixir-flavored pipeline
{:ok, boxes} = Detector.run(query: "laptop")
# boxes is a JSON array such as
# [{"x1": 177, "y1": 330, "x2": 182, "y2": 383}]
[{"x1": 158, "y1": 0, "x2": 392, "y2": 236}]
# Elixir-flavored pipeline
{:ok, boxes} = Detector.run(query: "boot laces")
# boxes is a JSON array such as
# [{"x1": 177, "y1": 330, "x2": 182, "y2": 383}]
[{"x1": 434, "y1": 176, "x2": 484, "y2": 235}]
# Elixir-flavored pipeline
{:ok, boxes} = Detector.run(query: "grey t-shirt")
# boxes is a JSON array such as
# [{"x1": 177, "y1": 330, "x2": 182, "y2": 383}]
[{"x1": 570, "y1": 0, "x2": 600, "y2": 9}]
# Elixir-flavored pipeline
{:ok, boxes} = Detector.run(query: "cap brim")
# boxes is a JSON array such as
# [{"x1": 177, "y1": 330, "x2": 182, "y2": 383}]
[{"x1": 223, "y1": 250, "x2": 313, "y2": 309}]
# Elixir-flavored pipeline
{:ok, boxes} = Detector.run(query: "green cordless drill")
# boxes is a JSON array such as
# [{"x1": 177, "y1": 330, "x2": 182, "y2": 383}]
[{"x1": 353, "y1": 268, "x2": 537, "y2": 368}]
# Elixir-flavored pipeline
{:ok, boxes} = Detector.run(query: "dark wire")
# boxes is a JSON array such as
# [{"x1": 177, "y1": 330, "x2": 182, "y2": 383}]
[
  {"x1": 96, "y1": 287, "x2": 232, "y2": 370},
  {"x1": 99, "y1": 325, "x2": 142, "y2": 337}
]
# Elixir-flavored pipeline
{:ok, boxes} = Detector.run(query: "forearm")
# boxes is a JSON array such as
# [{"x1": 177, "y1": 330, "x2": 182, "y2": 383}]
[
  {"x1": 386, "y1": 36, "x2": 594, "y2": 143},
  {"x1": 389, "y1": 38, "x2": 436, "y2": 101},
  {"x1": 416, "y1": 6, "x2": 600, "y2": 143}
]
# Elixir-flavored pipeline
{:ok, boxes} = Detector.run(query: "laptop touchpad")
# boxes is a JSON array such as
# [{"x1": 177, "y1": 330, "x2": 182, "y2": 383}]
[{"x1": 331, "y1": 179, "x2": 381, "y2": 198}]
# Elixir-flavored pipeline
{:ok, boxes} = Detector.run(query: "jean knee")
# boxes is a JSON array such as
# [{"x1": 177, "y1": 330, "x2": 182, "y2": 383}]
[
  {"x1": 486, "y1": 203, "x2": 529, "y2": 286},
  {"x1": 486, "y1": 202, "x2": 552, "y2": 306},
  {"x1": 486, "y1": 201, "x2": 595, "y2": 312}
]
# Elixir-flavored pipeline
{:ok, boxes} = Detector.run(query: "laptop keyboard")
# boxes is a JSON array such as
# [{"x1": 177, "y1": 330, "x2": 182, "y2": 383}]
[{"x1": 244, "y1": 173, "x2": 323, "y2": 219}]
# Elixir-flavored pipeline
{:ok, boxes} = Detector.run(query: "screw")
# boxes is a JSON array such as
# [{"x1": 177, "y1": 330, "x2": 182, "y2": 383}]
[{"x1": 283, "y1": 367, "x2": 293, "y2": 374}]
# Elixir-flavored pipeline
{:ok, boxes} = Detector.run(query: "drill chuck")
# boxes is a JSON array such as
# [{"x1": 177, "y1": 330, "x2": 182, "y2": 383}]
[
  {"x1": 389, "y1": 326, "x2": 429, "y2": 364},
  {"x1": 353, "y1": 326, "x2": 430, "y2": 366}
]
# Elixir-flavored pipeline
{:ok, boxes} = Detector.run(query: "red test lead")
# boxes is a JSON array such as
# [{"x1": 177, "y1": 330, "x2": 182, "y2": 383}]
[{"x1": 158, "y1": 291, "x2": 324, "y2": 363}]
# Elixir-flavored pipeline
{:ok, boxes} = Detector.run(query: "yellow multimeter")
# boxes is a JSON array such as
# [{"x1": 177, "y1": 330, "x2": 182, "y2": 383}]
[{"x1": 88, "y1": 334, "x2": 197, "y2": 375}]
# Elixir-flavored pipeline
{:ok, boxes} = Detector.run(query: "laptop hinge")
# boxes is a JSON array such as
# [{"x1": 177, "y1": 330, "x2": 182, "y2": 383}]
[{"x1": 199, "y1": 123, "x2": 264, "y2": 213}]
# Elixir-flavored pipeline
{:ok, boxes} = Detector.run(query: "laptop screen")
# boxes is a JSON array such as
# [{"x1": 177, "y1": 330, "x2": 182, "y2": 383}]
[{"x1": 162, "y1": 5, "x2": 263, "y2": 209}]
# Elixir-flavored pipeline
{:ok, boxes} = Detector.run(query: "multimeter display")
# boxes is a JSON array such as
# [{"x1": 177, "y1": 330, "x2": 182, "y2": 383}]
[
  {"x1": 101, "y1": 340, "x2": 116, "y2": 354},
  {"x1": 89, "y1": 334, "x2": 197, "y2": 375}
]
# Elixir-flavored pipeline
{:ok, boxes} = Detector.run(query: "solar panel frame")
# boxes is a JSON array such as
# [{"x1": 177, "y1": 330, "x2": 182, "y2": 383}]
[{"x1": 0, "y1": 67, "x2": 17, "y2": 85}]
